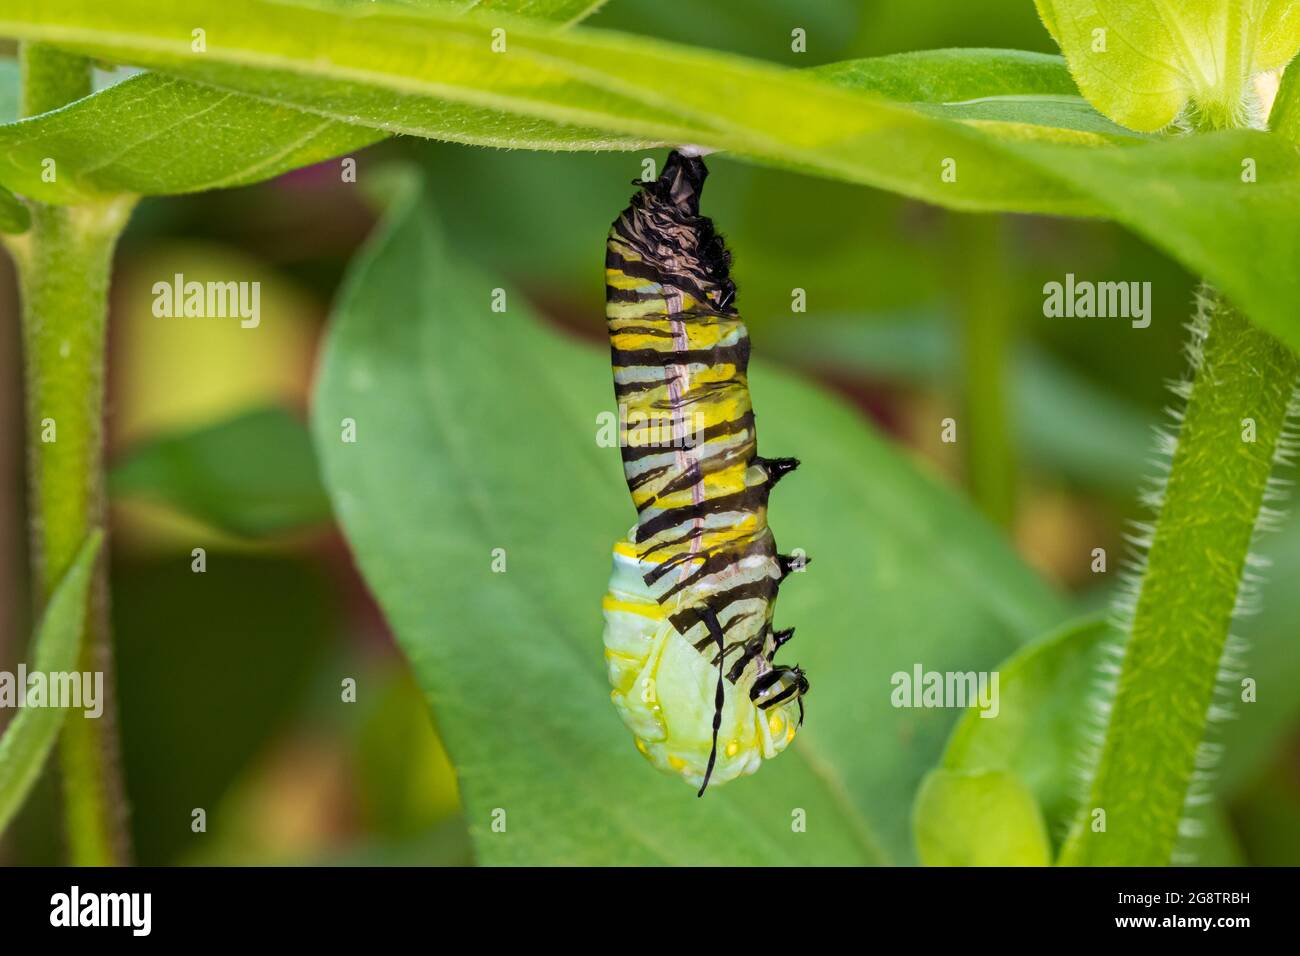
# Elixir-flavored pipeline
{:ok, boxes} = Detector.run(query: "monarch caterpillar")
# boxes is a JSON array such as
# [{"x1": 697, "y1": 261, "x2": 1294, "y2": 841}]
[{"x1": 601, "y1": 150, "x2": 809, "y2": 796}]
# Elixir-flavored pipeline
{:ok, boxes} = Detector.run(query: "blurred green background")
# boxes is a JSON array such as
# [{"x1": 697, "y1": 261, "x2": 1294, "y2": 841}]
[{"x1": 0, "y1": 0, "x2": 1296, "y2": 865}]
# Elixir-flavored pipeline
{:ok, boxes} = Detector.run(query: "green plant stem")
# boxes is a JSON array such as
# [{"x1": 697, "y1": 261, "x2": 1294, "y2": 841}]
[
  {"x1": 5, "y1": 43, "x2": 136, "y2": 865},
  {"x1": 10, "y1": 199, "x2": 135, "y2": 867},
  {"x1": 953, "y1": 214, "x2": 1016, "y2": 527},
  {"x1": 1059, "y1": 295, "x2": 1299, "y2": 866}
]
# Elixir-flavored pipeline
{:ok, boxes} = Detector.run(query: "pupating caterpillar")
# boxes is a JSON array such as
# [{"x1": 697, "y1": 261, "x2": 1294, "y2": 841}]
[{"x1": 601, "y1": 150, "x2": 809, "y2": 796}]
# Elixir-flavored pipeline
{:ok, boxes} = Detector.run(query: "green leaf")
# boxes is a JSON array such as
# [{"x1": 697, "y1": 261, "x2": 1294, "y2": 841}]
[
  {"x1": 939, "y1": 617, "x2": 1112, "y2": 842},
  {"x1": 0, "y1": 1, "x2": 1119, "y2": 215},
  {"x1": 108, "y1": 406, "x2": 331, "y2": 538},
  {"x1": 813, "y1": 48, "x2": 1080, "y2": 102},
  {"x1": 312, "y1": 168, "x2": 1066, "y2": 864},
  {"x1": 913, "y1": 768, "x2": 1052, "y2": 866},
  {"x1": 7, "y1": 5, "x2": 1300, "y2": 353},
  {"x1": 1034, "y1": 0, "x2": 1300, "y2": 131},
  {"x1": 0, "y1": 0, "x2": 616, "y2": 204},
  {"x1": 0, "y1": 180, "x2": 28, "y2": 232},
  {"x1": 813, "y1": 48, "x2": 1142, "y2": 139},
  {"x1": 463, "y1": 0, "x2": 611, "y2": 24},
  {"x1": 0, "y1": 530, "x2": 102, "y2": 836},
  {"x1": 930, "y1": 615, "x2": 1246, "y2": 864},
  {"x1": 0, "y1": 72, "x2": 386, "y2": 203}
]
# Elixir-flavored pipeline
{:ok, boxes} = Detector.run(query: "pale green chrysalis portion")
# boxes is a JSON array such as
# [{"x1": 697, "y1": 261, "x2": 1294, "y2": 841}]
[{"x1": 602, "y1": 543, "x2": 801, "y2": 790}]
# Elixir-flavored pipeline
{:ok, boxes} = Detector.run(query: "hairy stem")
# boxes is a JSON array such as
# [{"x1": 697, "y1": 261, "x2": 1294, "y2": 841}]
[
  {"x1": 6, "y1": 43, "x2": 136, "y2": 865},
  {"x1": 1059, "y1": 292, "x2": 1299, "y2": 866}
]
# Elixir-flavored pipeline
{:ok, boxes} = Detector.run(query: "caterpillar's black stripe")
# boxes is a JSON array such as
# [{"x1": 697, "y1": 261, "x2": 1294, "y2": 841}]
[{"x1": 611, "y1": 343, "x2": 750, "y2": 369}]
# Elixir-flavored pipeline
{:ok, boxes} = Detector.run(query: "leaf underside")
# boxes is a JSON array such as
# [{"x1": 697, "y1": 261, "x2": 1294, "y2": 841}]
[{"x1": 0, "y1": 2, "x2": 1298, "y2": 351}]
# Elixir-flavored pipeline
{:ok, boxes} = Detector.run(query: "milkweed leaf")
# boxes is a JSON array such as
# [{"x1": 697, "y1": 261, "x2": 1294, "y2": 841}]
[
  {"x1": 913, "y1": 768, "x2": 1052, "y2": 866},
  {"x1": 0, "y1": 0, "x2": 617, "y2": 204},
  {"x1": 923, "y1": 616, "x2": 1246, "y2": 865},
  {"x1": 0, "y1": 531, "x2": 102, "y2": 837},
  {"x1": 0, "y1": 180, "x2": 28, "y2": 233},
  {"x1": 311, "y1": 167, "x2": 1065, "y2": 863}
]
